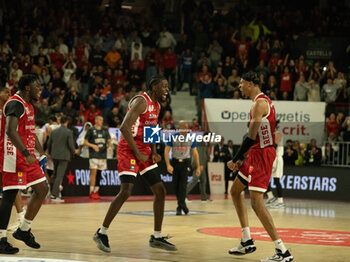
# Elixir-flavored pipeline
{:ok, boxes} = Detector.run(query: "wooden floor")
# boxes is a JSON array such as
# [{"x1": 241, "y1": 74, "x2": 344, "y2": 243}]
[{"x1": 1, "y1": 195, "x2": 350, "y2": 262}]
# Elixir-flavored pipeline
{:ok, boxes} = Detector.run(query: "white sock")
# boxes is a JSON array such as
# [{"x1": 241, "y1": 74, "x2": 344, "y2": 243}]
[
  {"x1": 99, "y1": 226, "x2": 108, "y2": 235},
  {"x1": 277, "y1": 197, "x2": 284, "y2": 203},
  {"x1": 154, "y1": 231, "x2": 162, "y2": 238},
  {"x1": 20, "y1": 218, "x2": 32, "y2": 231},
  {"x1": 90, "y1": 186, "x2": 94, "y2": 194},
  {"x1": 242, "y1": 227, "x2": 251, "y2": 242},
  {"x1": 274, "y1": 239, "x2": 287, "y2": 253},
  {"x1": 17, "y1": 210, "x2": 25, "y2": 221},
  {"x1": 0, "y1": 229, "x2": 6, "y2": 239},
  {"x1": 94, "y1": 186, "x2": 100, "y2": 193},
  {"x1": 267, "y1": 191, "x2": 274, "y2": 199}
]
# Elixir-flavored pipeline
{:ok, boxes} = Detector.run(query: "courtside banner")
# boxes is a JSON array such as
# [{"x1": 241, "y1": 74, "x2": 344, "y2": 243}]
[{"x1": 204, "y1": 99, "x2": 326, "y2": 144}]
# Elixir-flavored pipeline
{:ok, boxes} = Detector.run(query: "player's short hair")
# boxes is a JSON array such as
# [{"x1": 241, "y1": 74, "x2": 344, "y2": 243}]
[
  {"x1": 147, "y1": 75, "x2": 166, "y2": 91},
  {"x1": 241, "y1": 71, "x2": 260, "y2": 86},
  {"x1": 18, "y1": 74, "x2": 39, "y2": 91},
  {"x1": 61, "y1": 115, "x2": 69, "y2": 124}
]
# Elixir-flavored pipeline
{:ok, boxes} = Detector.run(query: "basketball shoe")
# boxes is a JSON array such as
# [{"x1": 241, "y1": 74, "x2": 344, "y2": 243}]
[{"x1": 228, "y1": 239, "x2": 256, "y2": 255}]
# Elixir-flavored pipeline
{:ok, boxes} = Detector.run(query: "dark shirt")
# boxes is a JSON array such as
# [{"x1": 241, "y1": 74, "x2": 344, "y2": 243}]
[{"x1": 85, "y1": 127, "x2": 111, "y2": 159}]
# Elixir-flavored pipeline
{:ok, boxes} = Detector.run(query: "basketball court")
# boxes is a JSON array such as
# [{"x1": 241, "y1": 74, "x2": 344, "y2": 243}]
[{"x1": 1, "y1": 195, "x2": 349, "y2": 262}]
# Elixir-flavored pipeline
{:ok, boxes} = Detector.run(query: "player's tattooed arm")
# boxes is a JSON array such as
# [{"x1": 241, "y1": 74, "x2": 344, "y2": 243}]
[{"x1": 120, "y1": 96, "x2": 148, "y2": 162}]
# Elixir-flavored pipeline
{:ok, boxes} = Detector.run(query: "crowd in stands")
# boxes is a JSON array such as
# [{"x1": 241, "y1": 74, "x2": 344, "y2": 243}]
[{"x1": 0, "y1": 0, "x2": 349, "y2": 149}]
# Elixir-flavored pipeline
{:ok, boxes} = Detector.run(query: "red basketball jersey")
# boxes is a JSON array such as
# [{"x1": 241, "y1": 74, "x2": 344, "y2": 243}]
[
  {"x1": 250, "y1": 92, "x2": 276, "y2": 149},
  {"x1": 118, "y1": 92, "x2": 160, "y2": 153},
  {"x1": 0, "y1": 94, "x2": 36, "y2": 172}
]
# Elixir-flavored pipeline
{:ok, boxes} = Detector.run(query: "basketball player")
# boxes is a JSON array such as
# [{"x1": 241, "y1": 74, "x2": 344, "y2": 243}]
[
  {"x1": 84, "y1": 115, "x2": 111, "y2": 200},
  {"x1": 0, "y1": 74, "x2": 48, "y2": 254},
  {"x1": 0, "y1": 86, "x2": 26, "y2": 232},
  {"x1": 265, "y1": 120, "x2": 285, "y2": 208},
  {"x1": 227, "y1": 72, "x2": 293, "y2": 261},
  {"x1": 93, "y1": 75, "x2": 177, "y2": 252}
]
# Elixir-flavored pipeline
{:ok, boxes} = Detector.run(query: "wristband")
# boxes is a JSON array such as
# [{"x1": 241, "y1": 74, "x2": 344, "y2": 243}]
[
  {"x1": 22, "y1": 149, "x2": 30, "y2": 157},
  {"x1": 232, "y1": 137, "x2": 255, "y2": 162}
]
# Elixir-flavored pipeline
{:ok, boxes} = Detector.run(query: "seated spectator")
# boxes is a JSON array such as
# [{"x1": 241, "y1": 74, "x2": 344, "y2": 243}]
[
  {"x1": 255, "y1": 60, "x2": 269, "y2": 78},
  {"x1": 50, "y1": 45, "x2": 65, "y2": 70},
  {"x1": 233, "y1": 90, "x2": 241, "y2": 99},
  {"x1": 131, "y1": 42, "x2": 143, "y2": 60},
  {"x1": 199, "y1": 74, "x2": 214, "y2": 99},
  {"x1": 106, "y1": 107, "x2": 123, "y2": 128},
  {"x1": 293, "y1": 140, "x2": 306, "y2": 166},
  {"x1": 342, "y1": 115, "x2": 350, "y2": 141},
  {"x1": 20, "y1": 54, "x2": 33, "y2": 74},
  {"x1": 190, "y1": 118, "x2": 201, "y2": 131},
  {"x1": 36, "y1": 98, "x2": 52, "y2": 122},
  {"x1": 62, "y1": 101, "x2": 79, "y2": 120},
  {"x1": 215, "y1": 78, "x2": 227, "y2": 98},
  {"x1": 196, "y1": 51, "x2": 211, "y2": 71},
  {"x1": 39, "y1": 67, "x2": 51, "y2": 88},
  {"x1": 84, "y1": 104, "x2": 101, "y2": 125},
  {"x1": 283, "y1": 139, "x2": 298, "y2": 166},
  {"x1": 305, "y1": 139, "x2": 322, "y2": 166},
  {"x1": 294, "y1": 74, "x2": 309, "y2": 101},
  {"x1": 227, "y1": 68, "x2": 240, "y2": 92},
  {"x1": 222, "y1": 56, "x2": 233, "y2": 78},
  {"x1": 161, "y1": 110, "x2": 175, "y2": 130},
  {"x1": 63, "y1": 87, "x2": 81, "y2": 111},
  {"x1": 265, "y1": 75, "x2": 278, "y2": 100},
  {"x1": 213, "y1": 66, "x2": 227, "y2": 84},
  {"x1": 325, "y1": 113, "x2": 341, "y2": 136}
]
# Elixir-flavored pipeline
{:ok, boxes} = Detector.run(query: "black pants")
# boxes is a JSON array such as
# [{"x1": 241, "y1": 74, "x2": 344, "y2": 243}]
[
  {"x1": 164, "y1": 68, "x2": 176, "y2": 92},
  {"x1": 172, "y1": 159, "x2": 191, "y2": 209}
]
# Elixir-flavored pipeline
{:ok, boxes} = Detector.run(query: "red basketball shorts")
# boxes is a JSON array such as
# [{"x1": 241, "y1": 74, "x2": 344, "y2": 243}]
[
  {"x1": 1, "y1": 161, "x2": 46, "y2": 191},
  {"x1": 238, "y1": 147, "x2": 276, "y2": 192},
  {"x1": 117, "y1": 146, "x2": 157, "y2": 177}
]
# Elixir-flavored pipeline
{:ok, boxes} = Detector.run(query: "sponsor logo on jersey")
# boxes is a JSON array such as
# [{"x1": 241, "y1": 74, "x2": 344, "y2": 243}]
[
  {"x1": 130, "y1": 159, "x2": 136, "y2": 165},
  {"x1": 18, "y1": 172, "x2": 23, "y2": 177}
]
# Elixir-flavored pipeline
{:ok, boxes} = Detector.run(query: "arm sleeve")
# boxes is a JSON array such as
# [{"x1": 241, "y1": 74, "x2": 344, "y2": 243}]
[
  {"x1": 4, "y1": 100, "x2": 25, "y2": 118},
  {"x1": 191, "y1": 140, "x2": 197, "y2": 148}
]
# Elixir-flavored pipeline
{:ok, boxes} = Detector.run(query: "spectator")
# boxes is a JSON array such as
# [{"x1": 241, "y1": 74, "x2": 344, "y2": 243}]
[
  {"x1": 161, "y1": 48, "x2": 177, "y2": 94},
  {"x1": 156, "y1": 26, "x2": 176, "y2": 53},
  {"x1": 325, "y1": 113, "x2": 341, "y2": 136},
  {"x1": 279, "y1": 66, "x2": 293, "y2": 99},
  {"x1": 342, "y1": 116, "x2": 350, "y2": 141},
  {"x1": 161, "y1": 110, "x2": 175, "y2": 130},
  {"x1": 38, "y1": 67, "x2": 51, "y2": 88},
  {"x1": 196, "y1": 51, "x2": 211, "y2": 71},
  {"x1": 50, "y1": 45, "x2": 65, "y2": 70},
  {"x1": 199, "y1": 74, "x2": 214, "y2": 99},
  {"x1": 293, "y1": 140, "x2": 306, "y2": 166},
  {"x1": 145, "y1": 47, "x2": 161, "y2": 83},
  {"x1": 131, "y1": 42, "x2": 143, "y2": 60},
  {"x1": 106, "y1": 107, "x2": 123, "y2": 128},
  {"x1": 231, "y1": 30, "x2": 251, "y2": 59},
  {"x1": 215, "y1": 78, "x2": 227, "y2": 98},
  {"x1": 36, "y1": 98, "x2": 52, "y2": 122},
  {"x1": 213, "y1": 137, "x2": 228, "y2": 162},
  {"x1": 283, "y1": 139, "x2": 298, "y2": 166},
  {"x1": 265, "y1": 75, "x2": 278, "y2": 100},
  {"x1": 322, "y1": 77, "x2": 342, "y2": 103},
  {"x1": 189, "y1": 118, "x2": 201, "y2": 131},
  {"x1": 305, "y1": 139, "x2": 322, "y2": 166},
  {"x1": 84, "y1": 104, "x2": 101, "y2": 125},
  {"x1": 180, "y1": 49, "x2": 194, "y2": 94},
  {"x1": 248, "y1": 19, "x2": 271, "y2": 42},
  {"x1": 104, "y1": 46, "x2": 121, "y2": 69},
  {"x1": 73, "y1": 38, "x2": 89, "y2": 65},
  {"x1": 62, "y1": 56, "x2": 77, "y2": 83},
  {"x1": 213, "y1": 66, "x2": 227, "y2": 84},
  {"x1": 90, "y1": 44, "x2": 106, "y2": 66},
  {"x1": 227, "y1": 68, "x2": 240, "y2": 92},
  {"x1": 294, "y1": 74, "x2": 309, "y2": 101},
  {"x1": 62, "y1": 101, "x2": 79, "y2": 120},
  {"x1": 255, "y1": 60, "x2": 269, "y2": 78},
  {"x1": 307, "y1": 77, "x2": 321, "y2": 102},
  {"x1": 207, "y1": 40, "x2": 223, "y2": 68}
]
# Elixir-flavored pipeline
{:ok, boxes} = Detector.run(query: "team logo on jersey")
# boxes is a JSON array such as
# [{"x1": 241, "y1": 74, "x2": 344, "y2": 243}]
[
  {"x1": 148, "y1": 105, "x2": 154, "y2": 112},
  {"x1": 130, "y1": 159, "x2": 136, "y2": 165},
  {"x1": 143, "y1": 125, "x2": 161, "y2": 143}
]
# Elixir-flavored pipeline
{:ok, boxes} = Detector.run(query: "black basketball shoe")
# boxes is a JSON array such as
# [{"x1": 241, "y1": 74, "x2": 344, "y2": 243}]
[
  {"x1": 93, "y1": 228, "x2": 111, "y2": 253},
  {"x1": 13, "y1": 228, "x2": 40, "y2": 249},
  {"x1": 0, "y1": 237, "x2": 19, "y2": 254}
]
